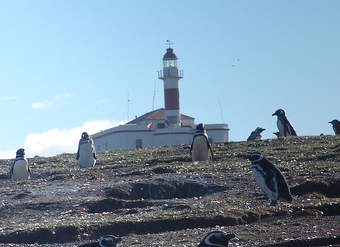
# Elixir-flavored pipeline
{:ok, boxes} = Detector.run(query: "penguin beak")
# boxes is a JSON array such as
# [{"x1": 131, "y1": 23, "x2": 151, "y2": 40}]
[
  {"x1": 329, "y1": 121, "x2": 332, "y2": 124},
  {"x1": 272, "y1": 112, "x2": 277, "y2": 116}
]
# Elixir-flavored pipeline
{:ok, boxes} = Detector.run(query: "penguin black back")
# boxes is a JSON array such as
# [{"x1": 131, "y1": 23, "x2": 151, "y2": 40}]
[
  {"x1": 190, "y1": 123, "x2": 215, "y2": 161},
  {"x1": 197, "y1": 231, "x2": 235, "y2": 247},
  {"x1": 247, "y1": 127, "x2": 265, "y2": 141},
  {"x1": 247, "y1": 151, "x2": 292, "y2": 203},
  {"x1": 272, "y1": 109, "x2": 297, "y2": 137},
  {"x1": 329, "y1": 119, "x2": 340, "y2": 135}
]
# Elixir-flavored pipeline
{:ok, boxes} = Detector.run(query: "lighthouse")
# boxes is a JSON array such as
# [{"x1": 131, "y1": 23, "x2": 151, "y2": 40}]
[
  {"x1": 158, "y1": 45, "x2": 183, "y2": 128},
  {"x1": 92, "y1": 43, "x2": 229, "y2": 151}
]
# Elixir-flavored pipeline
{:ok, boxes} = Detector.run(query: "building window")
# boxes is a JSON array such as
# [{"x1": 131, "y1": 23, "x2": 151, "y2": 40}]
[
  {"x1": 163, "y1": 60, "x2": 177, "y2": 68},
  {"x1": 157, "y1": 122, "x2": 165, "y2": 129},
  {"x1": 136, "y1": 139, "x2": 143, "y2": 149}
]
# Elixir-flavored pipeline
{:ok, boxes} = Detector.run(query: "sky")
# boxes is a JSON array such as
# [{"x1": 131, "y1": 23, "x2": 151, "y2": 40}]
[{"x1": 0, "y1": 0, "x2": 339, "y2": 158}]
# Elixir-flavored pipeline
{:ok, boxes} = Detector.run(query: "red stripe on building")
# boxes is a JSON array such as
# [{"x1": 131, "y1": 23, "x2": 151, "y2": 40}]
[{"x1": 164, "y1": 88, "x2": 179, "y2": 110}]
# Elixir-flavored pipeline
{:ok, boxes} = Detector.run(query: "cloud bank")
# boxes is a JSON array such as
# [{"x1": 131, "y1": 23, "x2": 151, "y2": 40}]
[
  {"x1": 0, "y1": 120, "x2": 126, "y2": 159},
  {"x1": 31, "y1": 93, "x2": 73, "y2": 109}
]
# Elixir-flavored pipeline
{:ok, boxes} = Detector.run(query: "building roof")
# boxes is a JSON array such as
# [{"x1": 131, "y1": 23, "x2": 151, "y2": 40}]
[
  {"x1": 127, "y1": 108, "x2": 194, "y2": 124},
  {"x1": 163, "y1": 48, "x2": 178, "y2": 60}
]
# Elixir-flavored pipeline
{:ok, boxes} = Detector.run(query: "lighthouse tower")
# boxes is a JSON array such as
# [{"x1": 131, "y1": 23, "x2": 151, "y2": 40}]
[{"x1": 158, "y1": 45, "x2": 183, "y2": 128}]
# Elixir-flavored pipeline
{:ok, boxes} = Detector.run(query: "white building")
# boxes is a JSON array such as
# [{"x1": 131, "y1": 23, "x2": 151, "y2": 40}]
[{"x1": 92, "y1": 46, "x2": 229, "y2": 151}]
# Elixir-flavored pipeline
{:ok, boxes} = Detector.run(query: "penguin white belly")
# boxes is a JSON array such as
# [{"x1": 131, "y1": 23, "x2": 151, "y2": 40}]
[
  {"x1": 251, "y1": 166, "x2": 279, "y2": 201},
  {"x1": 12, "y1": 160, "x2": 30, "y2": 180},
  {"x1": 192, "y1": 137, "x2": 209, "y2": 162},
  {"x1": 277, "y1": 119, "x2": 285, "y2": 137},
  {"x1": 78, "y1": 143, "x2": 96, "y2": 168}
]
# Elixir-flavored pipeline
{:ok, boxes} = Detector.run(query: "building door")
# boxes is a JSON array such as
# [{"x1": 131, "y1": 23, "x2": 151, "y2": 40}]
[{"x1": 136, "y1": 139, "x2": 143, "y2": 149}]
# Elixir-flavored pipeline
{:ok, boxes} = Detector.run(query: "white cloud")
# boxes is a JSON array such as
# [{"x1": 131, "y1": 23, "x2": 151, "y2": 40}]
[
  {"x1": 31, "y1": 93, "x2": 73, "y2": 109},
  {"x1": 0, "y1": 120, "x2": 126, "y2": 159},
  {"x1": 31, "y1": 101, "x2": 53, "y2": 109}
]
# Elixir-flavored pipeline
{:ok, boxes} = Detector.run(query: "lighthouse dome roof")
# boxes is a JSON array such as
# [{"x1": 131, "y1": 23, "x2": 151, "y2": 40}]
[{"x1": 163, "y1": 48, "x2": 178, "y2": 60}]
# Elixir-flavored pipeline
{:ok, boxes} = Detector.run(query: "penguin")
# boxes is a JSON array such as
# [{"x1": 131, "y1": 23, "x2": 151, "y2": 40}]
[
  {"x1": 273, "y1": 132, "x2": 280, "y2": 138},
  {"x1": 9, "y1": 148, "x2": 31, "y2": 180},
  {"x1": 76, "y1": 132, "x2": 96, "y2": 168},
  {"x1": 190, "y1": 123, "x2": 214, "y2": 161},
  {"x1": 247, "y1": 127, "x2": 265, "y2": 141},
  {"x1": 197, "y1": 231, "x2": 235, "y2": 247},
  {"x1": 329, "y1": 119, "x2": 340, "y2": 135},
  {"x1": 247, "y1": 151, "x2": 292, "y2": 206},
  {"x1": 272, "y1": 109, "x2": 297, "y2": 137},
  {"x1": 78, "y1": 235, "x2": 121, "y2": 247}
]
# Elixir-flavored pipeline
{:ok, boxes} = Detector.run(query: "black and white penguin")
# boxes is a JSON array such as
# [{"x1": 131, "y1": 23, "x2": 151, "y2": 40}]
[
  {"x1": 190, "y1": 123, "x2": 214, "y2": 161},
  {"x1": 76, "y1": 132, "x2": 96, "y2": 168},
  {"x1": 272, "y1": 109, "x2": 297, "y2": 137},
  {"x1": 197, "y1": 231, "x2": 235, "y2": 247},
  {"x1": 8, "y1": 148, "x2": 31, "y2": 180},
  {"x1": 247, "y1": 127, "x2": 265, "y2": 141},
  {"x1": 78, "y1": 235, "x2": 121, "y2": 247},
  {"x1": 98, "y1": 235, "x2": 121, "y2": 247},
  {"x1": 247, "y1": 151, "x2": 292, "y2": 206},
  {"x1": 329, "y1": 119, "x2": 340, "y2": 135}
]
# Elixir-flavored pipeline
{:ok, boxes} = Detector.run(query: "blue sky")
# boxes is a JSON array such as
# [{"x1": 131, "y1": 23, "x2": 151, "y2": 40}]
[{"x1": 0, "y1": 1, "x2": 339, "y2": 157}]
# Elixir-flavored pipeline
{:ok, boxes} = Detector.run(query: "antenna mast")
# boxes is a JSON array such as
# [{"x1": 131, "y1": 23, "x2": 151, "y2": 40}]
[
  {"x1": 166, "y1": 39, "x2": 173, "y2": 48},
  {"x1": 152, "y1": 80, "x2": 156, "y2": 110},
  {"x1": 218, "y1": 99, "x2": 225, "y2": 123}
]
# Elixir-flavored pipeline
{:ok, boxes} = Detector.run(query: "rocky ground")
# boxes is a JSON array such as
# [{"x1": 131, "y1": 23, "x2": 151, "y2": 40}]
[{"x1": 0, "y1": 135, "x2": 339, "y2": 246}]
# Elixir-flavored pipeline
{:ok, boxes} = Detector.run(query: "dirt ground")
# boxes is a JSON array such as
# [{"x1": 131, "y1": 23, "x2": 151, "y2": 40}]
[{"x1": 0, "y1": 135, "x2": 339, "y2": 246}]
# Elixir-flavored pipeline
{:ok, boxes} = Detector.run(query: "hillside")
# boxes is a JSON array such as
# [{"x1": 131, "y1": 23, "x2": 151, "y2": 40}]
[{"x1": 0, "y1": 135, "x2": 339, "y2": 246}]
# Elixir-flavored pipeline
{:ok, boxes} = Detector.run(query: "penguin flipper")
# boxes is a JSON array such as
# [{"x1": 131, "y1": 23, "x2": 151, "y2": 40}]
[
  {"x1": 334, "y1": 124, "x2": 340, "y2": 135},
  {"x1": 28, "y1": 165, "x2": 32, "y2": 177},
  {"x1": 264, "y1": 171, "x2": 276, "y2": 192},
  {"x1": 209, "y1": 145, "x2": 215, "y2": 160},
  {"x1": 76, "y1": 146, "x2": 80, "y2": 160},
  {"x1": 289, "y1": 125, "x2": 297, "y2": 136},
  {"x1": 264, "y1": 159, "x2": 292, "y2": 202},
  {"x1": 204, "y1": 135, "x2": 215, "y2": 160},
  {"x1": 286, "y1": 122, "x2": 297, "y2": 136},
  {"x1": 260, "y1": 159, "x2": 279, "y2": 192},
  {"x1": 253, "y1": 166, "x2": 275, "y2": 192},
  {"x1": 275, "y1": 171, "x2": 292, "y2": 202},
  {"x1": 282, "y1": 116, "x2": 297, "y2": 136},
  {"x1": 190, "y1": 135, "x2": 199, "y2": 155},
  {"x1": 189, "y1": 139, "x2": 194, "y2": 155}
]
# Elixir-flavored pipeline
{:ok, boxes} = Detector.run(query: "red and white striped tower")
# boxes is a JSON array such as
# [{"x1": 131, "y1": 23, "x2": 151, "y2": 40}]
[{"x1": 158, "y1": 45, "x2": 183, "y2": 127}]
